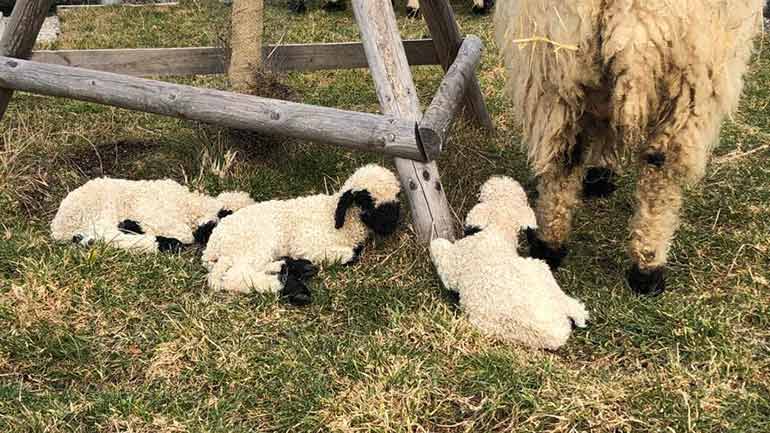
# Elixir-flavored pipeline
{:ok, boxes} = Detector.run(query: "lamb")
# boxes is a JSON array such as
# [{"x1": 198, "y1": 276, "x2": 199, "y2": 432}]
[
  {"x1": 430, "y1": 176, "x2": 589, "y2": 350},
  {"x1": 51, "y1": 177, "x2": 254, "y2": 253},
  {"x1": 201, "y1": 164, "x2": 401, "y2": 304},
  {"x1": 287, "y1": 0, "x2": 494, "y2": 17},
  {"x1": 494, "y1": 0, "x2": 765, "y2": 295}
]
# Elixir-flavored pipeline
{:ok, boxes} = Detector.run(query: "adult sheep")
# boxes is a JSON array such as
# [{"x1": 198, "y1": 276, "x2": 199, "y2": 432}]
[{"x1": 494, "y1": 0, "x2": 765, "y2": 295}]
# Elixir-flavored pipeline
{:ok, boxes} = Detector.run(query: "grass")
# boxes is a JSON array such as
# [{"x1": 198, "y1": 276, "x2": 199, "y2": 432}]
[{"x1": 1, "y1": 1, "x2": 769, "y2": 432}]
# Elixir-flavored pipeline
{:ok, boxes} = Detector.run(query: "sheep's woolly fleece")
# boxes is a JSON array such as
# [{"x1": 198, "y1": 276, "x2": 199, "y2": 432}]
[
  {"x1": 494, "y1": 0, "x2": 764, "y2": 181},
  {"x1": 51, "y1": 177, "x2": 254, "y2": 252},
  {"x1": 202, "y1": 164, "x2": 401, "y2": 294},
  {"x1": 430, "y1": 176, "x2": 588, "y2": 350}
]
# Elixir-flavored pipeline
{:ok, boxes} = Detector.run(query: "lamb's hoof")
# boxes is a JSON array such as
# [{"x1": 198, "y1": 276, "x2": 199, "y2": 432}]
[
  {"x1": 471, "y1": 0, "x2": 494, "y2": 15},
  {"x1": 526, "y1": 228, "x2": 568, "y2": 270},
  {"x1": 281, "y1": 278, "x2": 312, "y2": 306},
  {"x1": 281, "y1": 257, "x2": 319, "y2": 281},
  {"x1": 445, "y1": 290, "x2": 460, "y2": 306},
  {"x1": 583, "y1": 167, "x2": 617, "y2": 199},
  {"x1": 72, "y1": 234, "x2": 83, "y2": 244},
  {"x1": 627, "y1": 265, "x2": 666, "y2": 296},
  {"x1": 321, "y1": 0, "x2": 346, "y2": 12},
  {"x1": 156, "y1": 236, "x2": 183, "y2": 253},
  {"x1": 288, "y1": 0, "x2": 306, "y2": 14},
  {"x1": 406, "y1": 7, "x2": 421, "y2": 18}
]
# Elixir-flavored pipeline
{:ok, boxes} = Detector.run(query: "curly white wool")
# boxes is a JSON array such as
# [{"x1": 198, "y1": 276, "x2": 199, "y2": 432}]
[
  {"x1": 51, "y1": 177, "x2": 254, "y2": 252},
  {"x1": 202, "y1": 164, "x2": 401, "y2": 293},
  {"x1": 430, "y1": 176, "x2": 588, "y2": 350}
]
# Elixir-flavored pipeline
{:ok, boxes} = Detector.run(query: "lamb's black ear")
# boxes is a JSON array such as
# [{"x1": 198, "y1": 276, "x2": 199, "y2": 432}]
[{"x1": 335, "y1": 190, "x2": 355, "y2": 229}]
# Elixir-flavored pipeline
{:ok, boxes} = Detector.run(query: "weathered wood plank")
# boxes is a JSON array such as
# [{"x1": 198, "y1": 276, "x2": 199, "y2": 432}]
[
  {"x1": 418, "y1": 0, "x2": 493, "y2": 131},
  {"x1": 56, "y1": 2, "x2": 178, "y2": 9},
  {"x1": 0, "y1": 0, "x2": 54, "y2": 118},
  {"x1": 352, "y1": 0, "x2": 456, "y2": 242},
  {"x1": 418, "y1": 35, "x2": 483, "y2": 160},
  {"x1": 29, "y1": 39, "x2": 440, "y2": 76},
  {"x1": 0, "y1": 56, "x2": 425, "y2": 160}
]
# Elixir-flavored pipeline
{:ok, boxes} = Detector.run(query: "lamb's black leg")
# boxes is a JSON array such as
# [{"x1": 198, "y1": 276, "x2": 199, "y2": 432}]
[
  {"x1": 280, "y1": 277, "x2": 312, "y2": 306},
  {"x1": 583, "y1": 167, "x2": 617, "y2": 199},
  {"x1": 118, "y1": 219, "x2": 144, "y2": 234},
  {"x1": 281, "y1": 257, "x2": 319, "y2": 281},
  {"x1": 156, "y1": 236, "x2": 183, "y2": 253}
]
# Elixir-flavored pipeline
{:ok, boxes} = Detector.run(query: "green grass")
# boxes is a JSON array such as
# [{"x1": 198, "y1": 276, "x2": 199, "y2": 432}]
[{"x1": 2, "y1": 1, "x2": 769, "y2": 432}]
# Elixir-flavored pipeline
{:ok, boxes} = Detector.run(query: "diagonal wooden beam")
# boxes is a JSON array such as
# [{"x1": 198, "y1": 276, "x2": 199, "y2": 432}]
[
  {"x1": 418, "y1": 0, "x2": 494, "y2": 131},
  {"x1": 0, "y1": 0, "x2": 55, "y2": 119},
  {"x1": 352, "y1": 0, "x2": 456, "y2": 242}
]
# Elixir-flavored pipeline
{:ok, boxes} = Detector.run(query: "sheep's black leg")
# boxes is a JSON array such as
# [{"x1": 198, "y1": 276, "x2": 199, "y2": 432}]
[
  {"x1": 529, "y1": 165, "x2": 584, "y2": 270},
  {"x1": 626, "y1": 150, "x2": 681, "y2": 296},
  {"x1": 156, "y1": 236, "x2": 183, "y2": 253},
  {"x1": 582, "y1": 167, "x2": 617, "y2": 199}
]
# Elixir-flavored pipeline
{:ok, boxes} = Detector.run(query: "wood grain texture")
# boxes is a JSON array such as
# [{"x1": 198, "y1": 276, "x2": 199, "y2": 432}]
[
  {"x1": 418, "y1": 0, "x2": 493, "y2": 131},
  {"x1": 0, "y1": 0, "x2": 55, "y2": 118},
  {"x1": 418, "y1": 35, "x2": 483, "y2": 160},
  {"x1": 29, "y1": 39, "x2": 440, "y2": 76},
  {"x1": 352, "y1": 0, "x2": 456, "y2": 242},
  {"x1": 0, "y1": 56, "x2": 425, "y2": 160},
  {"x1": 228, "y1": 0, "x2": 263, "y2": 91}
]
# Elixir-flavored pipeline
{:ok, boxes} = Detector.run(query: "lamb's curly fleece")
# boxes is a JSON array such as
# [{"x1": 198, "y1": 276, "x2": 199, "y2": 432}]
[
  {"x1": 430, "y1": 176, "x2": 588, "y2": 350},
  {"x1": 494, "y1": 0, "x2": 764, "y2": 275},
  {"x1": 202, "y1": 164, "x2": 401, "y2": 293},
  {"x1": 51, "y1": 177, "x2": 254, "y2": 252}
]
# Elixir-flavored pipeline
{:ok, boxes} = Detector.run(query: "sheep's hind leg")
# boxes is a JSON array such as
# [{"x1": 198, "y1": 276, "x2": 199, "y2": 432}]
[
  {"x1": 626, "y1": 152, "x2": 683, "y2": 296},
  {"x1": 529, "y1": 164, "x2": 584, "y2": 270}
]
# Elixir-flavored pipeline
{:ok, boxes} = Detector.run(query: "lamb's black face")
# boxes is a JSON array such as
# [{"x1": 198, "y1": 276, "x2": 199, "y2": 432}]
[{"x1": 360, "y1": 201, "x2": 400, "y2": 236}]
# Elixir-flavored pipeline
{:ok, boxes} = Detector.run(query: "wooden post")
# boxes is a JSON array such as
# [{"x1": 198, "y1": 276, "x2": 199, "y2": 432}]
[
  {"x1": 228, "y1": 0, "x2": 263, "y2": 92},
  {"x1": 0, "y1": 0, "x2": 54, "y2": 119},
  {"x1": 418, "y1": 35, "x2": 483, "y2": 160},
  {"x1": 0, "y1": 56, "x2": 428, "y2": 160},
  {"x1": 352, "y1": 0, "x2": 456, "y2": 242},
  {"x1": 418, "y1": 0, "x2": 493, "y2": 131}
]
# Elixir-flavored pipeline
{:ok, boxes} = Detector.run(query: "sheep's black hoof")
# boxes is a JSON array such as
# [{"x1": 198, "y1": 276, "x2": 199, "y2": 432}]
[
  {"x1": 281, "y1": 257, "x2": 319, "y2": 281},
  {"x1": 321, "y1": 0, "x2": 346, "y2": 12},
  {"x1": 156, "y1": 236, "x2": 183, "y2": 253},
  {"x1": 118, "y1": 219, "x2": 144, "y2": 234},
  {"x1": 281, "y1": 278, "x2": 312, "y2": 306},
  {"x1": 471, "y1": 0, "x2": 494, "y2": 15},
  {"x1": 463, "y1": 225, "x2": 483, "y2": 237},
  {"x1": 288, "y1": 0, "x2": 306, "y2": 14},
  {"x1": 526, "y1": 228, "x2": 568, "y2": 270},
  {"x1": 583, "y1": 167, "x2": 617, "y2": 199},
  {"x1": 406, "y1": 7, "x2": 421, "y2": 18},
  {"x1": 72, "y1": 234, "x2": 83, "y2": 244},
  {"x1": 627, "y1": 265, "x2": 666, "y2": 296}
]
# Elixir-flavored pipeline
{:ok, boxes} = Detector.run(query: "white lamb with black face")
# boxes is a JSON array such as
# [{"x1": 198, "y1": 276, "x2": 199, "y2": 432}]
[
  {"x1": 201, "y1": 164, "x2": 402, "y2": 305},
  {"x1": 51, "y1": 177, "x2": 254, "y2": 253},
  {"x1": 430, "y1": 176, "x2": 589, "y2": 350}
]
